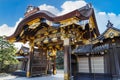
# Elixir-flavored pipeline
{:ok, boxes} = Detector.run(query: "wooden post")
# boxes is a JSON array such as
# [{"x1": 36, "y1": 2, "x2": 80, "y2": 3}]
[
  {"x1": 45, "y1": 49, "x2": 50, "y2": 75},
  {"x1": 88, "y1": 56, "x2": 92, "y2": 73},
  {"x1": 51, "y1": 48, "x2": 57, "y2": 75},
  {"x1": 53, "y1": 56, "x2": 56, "y2": 75},
  {"x1": 113, "y1": 44, "x2": 120, "y2": 75},
  {"x1": 46, "y1": 50, "x2": 49, "y2": 74},
  {"x1": 64, "y1": 38, "x2": 71, "y2": 80},
  {"x1": 26, "y1": 41, "x2": 34, "y2": 77}
]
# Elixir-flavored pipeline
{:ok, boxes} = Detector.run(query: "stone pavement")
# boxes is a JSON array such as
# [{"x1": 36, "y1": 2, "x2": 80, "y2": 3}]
[
  {"x1": 0, "y1": 70, "x2": 64, "y2": 80},
  {"x1": 8, "y1": 74, "x2": 64, "y2": 80}
]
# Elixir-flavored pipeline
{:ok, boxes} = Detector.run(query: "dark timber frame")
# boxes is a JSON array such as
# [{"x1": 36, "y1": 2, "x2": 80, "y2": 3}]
[{"x1": 74, "y1": 21, "x2": 120, "y2": 80}]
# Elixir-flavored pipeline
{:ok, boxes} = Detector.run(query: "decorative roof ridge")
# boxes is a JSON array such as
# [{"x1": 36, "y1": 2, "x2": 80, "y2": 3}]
[
  {"x1": 24, "y1": 10, "x2": 56, "y2": 19},
  {"x1": 78, "y1": 3, "x2": 92, "y2": 11},
  {"x1": 23, "y1": 3, "x2": 93, "y2": 21},
  {"x1": 93, "y1": 21, "x2": 120, "y2": 41},
  {"x1": 24, "y1": 5, "x2": 40, "y2": 17}
]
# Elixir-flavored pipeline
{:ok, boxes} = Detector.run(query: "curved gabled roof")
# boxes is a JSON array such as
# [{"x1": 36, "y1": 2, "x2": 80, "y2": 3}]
[
  {"x1": 92, "y1": 22, "x2": 120, "y2": 45},
  {"x1": 95, "y1": 26, "x2": 120, "y2": 40},
  {"x1": 6, "y1": 4, "x2": 99, "y2": 41}
]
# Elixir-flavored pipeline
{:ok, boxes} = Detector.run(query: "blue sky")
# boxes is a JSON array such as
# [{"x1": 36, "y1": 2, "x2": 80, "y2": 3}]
[
  {"x1": 87, "y1": 0, "x2": 120, "y2": 14},
  {"x1": 0, "y1": 0, "x2": 120, "y2": 36},
  {"x1": 0, "y1": 0, "x2": 119, "y2": 27},
  {"x1": 0, "y1": 0, "x2": 63, "y2": 26}
]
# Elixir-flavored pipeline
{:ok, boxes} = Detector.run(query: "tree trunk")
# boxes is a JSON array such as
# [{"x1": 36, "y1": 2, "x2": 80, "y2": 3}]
[{"x1": 0, "y1": 60, "x2": 4, "y2": 72}]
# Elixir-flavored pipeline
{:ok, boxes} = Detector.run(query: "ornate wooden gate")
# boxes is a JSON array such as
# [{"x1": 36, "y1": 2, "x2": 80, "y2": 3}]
[{"x1": 31, "y1": 49, "x2": 48, "y2": 76}]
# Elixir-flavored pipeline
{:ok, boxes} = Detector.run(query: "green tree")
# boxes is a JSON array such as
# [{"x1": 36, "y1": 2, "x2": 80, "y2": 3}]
[
  {"x1": 0, "y1": 36, "x2": 18, "y2": 72},
  {"x1": 56, "y1": 51, "x2": 64, "y2": 69}
]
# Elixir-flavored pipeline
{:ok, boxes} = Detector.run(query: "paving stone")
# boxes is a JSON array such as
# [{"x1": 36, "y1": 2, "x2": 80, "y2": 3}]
[
  {"x1": 0, "y1": 70, "x2": 64, "y2": 80},
  {"x1": 8, "y1": 74, "x2": 64, "y2": 80}
]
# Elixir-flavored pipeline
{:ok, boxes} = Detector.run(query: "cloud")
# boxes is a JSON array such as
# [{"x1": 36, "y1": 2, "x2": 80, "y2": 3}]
[
  {"x1": 38, "y1": 0, "x2": 86, "y2": 16},
  {"x1": 0, "y1": 24, "x2": 14, "y2": 36},
  {"x1": 0, "y1": 18, "x2": 23, "y2": 50},
  {"x1": 95, "y1": 11, "x2": 120, "y2": 33},
  {"x1": 38, "y1": 4, "x2": 60, "y2": 15},
  {"x1": 0, "y1": 18, "x2": 23, "y2": 36},
  {"x1": 58, "y1": 0, "x2": 87, "y2": 15}
]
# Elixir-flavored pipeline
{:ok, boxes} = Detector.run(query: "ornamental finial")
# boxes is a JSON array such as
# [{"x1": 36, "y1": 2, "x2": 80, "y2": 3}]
[
  {"x1": 24, "y1": 5, "x2": 39, "y2": 17},
  {"x1": 106, "y1": 20, "x2": 113, "y2": 28}
]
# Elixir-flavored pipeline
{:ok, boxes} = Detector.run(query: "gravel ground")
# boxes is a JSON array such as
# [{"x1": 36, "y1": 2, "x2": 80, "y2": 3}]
[
  {"x1": 0, "y1": 73, "x2": 17, "y2": 80},
  {"x1": 0, "y1": 70, "x2": 64, "y2": 80},
  {"x1": 8, "y1": 74, "x2": 64, "y2": 80}
]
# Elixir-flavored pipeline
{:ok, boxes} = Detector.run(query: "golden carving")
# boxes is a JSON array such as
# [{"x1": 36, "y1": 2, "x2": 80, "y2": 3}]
[
  {"x1": 27, "y1": 18, "x2": 40, "y2": 25},
  {"x1": 51, "y1": 38, "x2": 58, "y2": 42},
  {"x1": 44, "y1": 32, "x2": 49, "y2": 36},
  {"x1": 64, "y1": 73, "x2": 70, "y2": 80},
  {"x1": 112, "y1": 39, "x2": 115, "y2": 42},
  {"x1": 27, "y1": 18, "x2": 40, "y2": 29},
  {"x1": 60, "y1": 17, "x2": 79, "y2": 27},
  {"x1": 53, "y1": 69, "x2": 57, "y2": 75},
  {"x1": 27, "y1": 71, "x2": 30, "y2": 77},
  {"x1": 8, "y1": 38, "x2": 16, "y2": 43},
  {"x1": 29, "y1": 22, "x2": 40, "y2": 29},
  {"x1": 104, "y1": 28, "x2": 120, "y2": 39},
  {"x1": 49, "y1": 48, "x2": 57, "y2": 56},
  {"x1": 89, "y1": 16, "x2": 95, "y2": 29},
  {"x1": 52, "y1": 30, "x2": 58, "y2": 34},
  {"x1": 29, "y1": 40, "x2": 34, "y2": 52},
  {"x1": 20, "y1": 30, "x2": 24, "y2": 37},
  {"x1": 43, "y1": 38, "x2": 49, "y2": 44}
]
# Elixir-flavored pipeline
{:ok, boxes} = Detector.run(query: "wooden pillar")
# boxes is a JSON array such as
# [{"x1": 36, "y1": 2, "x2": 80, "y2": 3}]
[
  {"x1": 53, "y1": 56, "x2": 56, "y2": 75},
  {"x1": 64, "y1": 38, "x2": 71, "y2": 80},
  {"x1": 26, "y1": 41, "x2": 34, "y2": 77},
  {"x1": 104, "y1": 50, "x2": 111, "y2": 73},
  {"x1": 51, "y1": 48, "x2": 57, "y2": 75},
  {"x1": 47, "y1": 57, "x2": 51, "y2": 74},
  {"x1": 44, "y1": 49, "x2": 48, "y2": 74},
  {"x1": 88, "y1": 56, "x2": 92, "y2": 73},
  {"x1": 113, "y1": 44, "x2": 120, "y2": 75},
  {"x1": 46, "y1": 50, "x2": 50, "y2": 74}
]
